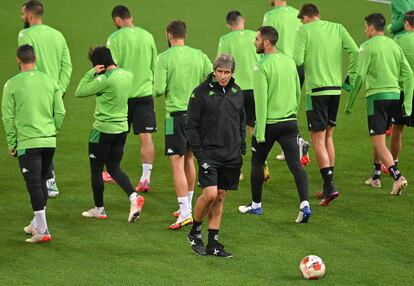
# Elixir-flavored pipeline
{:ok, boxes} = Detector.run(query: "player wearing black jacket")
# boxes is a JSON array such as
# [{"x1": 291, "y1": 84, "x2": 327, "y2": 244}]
[{"x1": 186, "y1": 54, "x2": 246, "y2": 258}]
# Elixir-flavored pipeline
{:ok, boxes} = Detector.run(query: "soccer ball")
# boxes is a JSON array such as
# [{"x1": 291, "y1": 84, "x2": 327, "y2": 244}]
[{"x1": 299, "y1": 255, "x2": 325, "y2": 280}]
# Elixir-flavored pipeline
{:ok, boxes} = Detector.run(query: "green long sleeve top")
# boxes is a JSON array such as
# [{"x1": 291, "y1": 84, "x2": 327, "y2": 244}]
[
  {"x1": 345, "y1": 35, "x2": 414, "y2": 115},
  {"x1": 293, "y1": 19, "x2": 359, "y2": 96},
  {"x1": 263, "y1": 5, "x2": 302, "y2": 57},
  {"x1": 107, "y1": 26, "x2": 157, "y2": 98},
  {"x1": 217, "y1": 30, "x2": 259, "y2": 90},
  {"x1": 75, "y1": 68, "x2": 133, "y2": 134},
  {"x1": 154, "y1": 45, "x2": 212, "y2": 115},
  {"x1": 18, "y1": 24, "x2": 72, "y2": 94},
  {"x1": 390, "y1": 0, "x2": 414, "y2": 36},
  {"x1": 2, "y1": 70, "x2": 65, "y2": 151},
  {"x1": 253, "y1": 52, "x2": 301, "y2": 142}
]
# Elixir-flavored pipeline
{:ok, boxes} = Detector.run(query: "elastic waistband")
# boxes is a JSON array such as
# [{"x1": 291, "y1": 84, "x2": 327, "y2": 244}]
[
  {"x1": 267, "y1": 114, "x2": 296, "y2": 121},
  {"x1": 170, "y1": 111, "x2": 187, "y2": 117},
  {"x1": 311, "y1": 86, "x2": 341, "y2": 93}
]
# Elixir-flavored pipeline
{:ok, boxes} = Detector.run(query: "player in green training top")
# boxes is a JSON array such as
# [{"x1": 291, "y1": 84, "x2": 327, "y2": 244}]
[
  {"x1": 154, "y1": 20, "x2": 212, "y2": 230},
  {"x1": 105, "y1": 5, "x2": 157, "y2": 192},
  {"x1": 345, "y1": 13, "x2": 414, "y2": 195},
  {"x1": 382, "y1": 11, "x2": 414, "y2": 179},
  {"x1": 217, "y1": 11, "x2": 269, "y2": 182},
  {"x1": 2, "y1": 45, "x2": 65, "y2": 243},
  {"x1": 293, "y1": 3, "x2": 359, "y2": 206},
  {"x1": 19, "y1": 0, "x2": 72, "y2": 198},
  {"x1": 263, "y1": 0, "x2": 308, "y2": 163},
  {"x1": 389, "y1": 0, "x2": 414, "y2": 36},
  {"x1": 238, "y1": 26, "x2": 310, "y2": 223},
  {"x1": 75, "y1": 47, "x2": 145, "y2": 223}
]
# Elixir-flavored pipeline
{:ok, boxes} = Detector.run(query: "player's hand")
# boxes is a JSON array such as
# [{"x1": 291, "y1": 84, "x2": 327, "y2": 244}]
[
  {"x1": 94, "y1": 65, "x2": 106, "y2": 74},
  {"x1": 9, "y1": 149, "x2": 16, "y2": 157}
]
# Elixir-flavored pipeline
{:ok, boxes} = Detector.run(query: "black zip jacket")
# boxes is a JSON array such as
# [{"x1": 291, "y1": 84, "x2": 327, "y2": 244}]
[{"x1": 186, "y1": 73, "x2": 246, "y2": 163}]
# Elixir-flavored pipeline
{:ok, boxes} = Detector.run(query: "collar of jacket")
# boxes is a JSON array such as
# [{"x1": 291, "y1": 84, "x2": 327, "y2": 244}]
[{"x1": 206, "y1": 72, "x2": 236, "y2": 94}]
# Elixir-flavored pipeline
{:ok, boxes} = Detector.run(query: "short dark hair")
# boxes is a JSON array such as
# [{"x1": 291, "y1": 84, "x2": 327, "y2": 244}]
[
  {"x1": 258, "y1": 26, "x2": 279, "y2": 46},
  {"x1": 298, "y1": 3, "x2": 320, "y2": 19},
  {"x1": 88, "y1": 46, "x2": 115, "y2": 68},
  {"x1": 17, "y1": 45, "x2": 35, "y2": 64},
  {"x1": 365, "y1": 13, "x2": 386, "y2": 31},
  {"x1": 167, "y1": 20, "x2": 187, "y2": 39},
  {"x1": 111, "y1": 5, "x2": 131, "y2": 20},
  {"x1": 23, "y1": 0, "x2": 43, "y2": 17},
  {"x1": 404, "y1": 10, "x2": 414, "y2": 27},
  {"x1": 226, "y1": 10, "x2": 242, "y2": 26}
]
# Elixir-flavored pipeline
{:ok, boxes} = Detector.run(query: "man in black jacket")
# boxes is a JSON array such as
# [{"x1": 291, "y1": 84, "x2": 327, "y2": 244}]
[{"x1": 185, "y1": 54, "x2": 246, "y2": 258}]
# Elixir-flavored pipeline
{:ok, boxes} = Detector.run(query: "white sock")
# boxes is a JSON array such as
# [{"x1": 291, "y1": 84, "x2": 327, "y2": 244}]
[
  {"x1": 300, "y1": 200, "x2": 310, "y2": 209},
  {"x1": 34, "y1": 210, "x2": 48, "y2": 234},
  {"x1": 178, "y1": 196, "x2": 190, "y2": 218},
  {"x1": 30, "y1": 216, "x2": 37, "y2": 227},
  {"x1": 188, "y1": 191, "x2": 194, "y2": 211},
  {"x1": 96, "y1": 206, "x2": 104, "y2": 212},
  {"x1": 140, "y1": 164, "x2": 152, "y2": 182},
  {"x1": 129, "y1": 192, "x2": 138, "y2": 202},
  {"x1": 252, "y1": 202, "x2": 261, "y2": 209}
]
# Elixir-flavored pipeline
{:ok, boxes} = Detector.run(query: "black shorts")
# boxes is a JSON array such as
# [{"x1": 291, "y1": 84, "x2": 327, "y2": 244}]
[
  {"x1": 367, "y1": 94, "x2": 400, "y2": 136},
  {"x1": 198, "y1": 159, "x2": 242, "y2": 191},
  {"x1": 305, "y1": 94, "x2": 340, "y2": 131},
  {"x1": 88, "y1": 129, "x2": 127, "y2": 167},
  {"x1": 165, "y1": 112, "x2": 189, "y2": 156},
  {"x1": 243, "y1": 90, "x2": 255, "y2": 127},
  {"x1": 128, "y1": 96, "x2": 157, "y2": 134},
  {"x1": 392, "y1": 91, "x2": 413, "y2": 126}
]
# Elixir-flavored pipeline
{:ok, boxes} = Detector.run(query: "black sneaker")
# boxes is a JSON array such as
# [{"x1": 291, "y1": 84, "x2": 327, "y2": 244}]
[
  {"x1": 206, "y1": 243, "x2": 233, "y2": 258},
  {"x1": 187, "y1": 232, "x2": 206, "y2": 256}
]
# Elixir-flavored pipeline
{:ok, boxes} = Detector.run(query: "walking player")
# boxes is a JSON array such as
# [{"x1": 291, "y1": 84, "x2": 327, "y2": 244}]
[
  {"x1": 19, "y1": 0, "x2": 72, "y2": 197},
  {"x1": 186, "y1": 54, "x2": 246, "y2": 257},
  {"x1": 293, "y1": 3, "x2": 359, "y2": 206},
  {"x1": 105, "y1": 5, "x2": 157, "y2": 192},
  {"x1": 238, "y1": 26, "x2": 310, "y2": 223},
  {"x1": 2, "y1": 45, "x2": 65, "y2": 242},
  {"x1": 75, "y1": 47, "x2": 144, "y2": 222},
  {"x1": 345, "y1": 13, "x2": 413, "y2": 195},
  {"x1": 154, "y1": 20, "x2": 212, "y2": 229}
]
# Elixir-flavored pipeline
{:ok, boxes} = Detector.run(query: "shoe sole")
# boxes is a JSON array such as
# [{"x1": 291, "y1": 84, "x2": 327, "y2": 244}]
[
  {"x1": 25, "y1": 235, "x2": 52, "y2": 243},
  {"x1": 129, "y1": 196, "x2": 145, "y2": 222},
  {"x1": 169, "y1": 218, "x2": 193, "y2": 230},
  {"x1": 391, "y1": 181, "x2": 407, "y2": 196}
]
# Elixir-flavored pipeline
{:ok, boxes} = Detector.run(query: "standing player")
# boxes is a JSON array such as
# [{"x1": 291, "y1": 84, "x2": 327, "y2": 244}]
[
  {"x1": 293, "y1": 3, "x2": 359, "y2": 206},
  {"x1": 154, "y1": 20, "x2": 212, "y2": 229},
  {"x1": 238, "y1": 27, "x2": 310, "y2": 223},
  {"x1": 2, "y1": 45, "x2": 65, "y2": 243},
  {"x1": 105, "y1": 5, "x2": 157, "y2": 192},
  {"x1": 346, "y1": 13, "x2": 413, "y2": 195},
  {"x1": 75, "y1": 47, "x2": 144, "y2": 222},
  {"x1": 186, "y1": 55, "x2": 246, "y2": 257},
  {"x1": 389, "y1": 0, "x2": 414, "y2": 36},
  {"x1": 379, "y1": 10, "x2": 414, "y2": 178},
  {"x1": 19, "y1": 0, "x2": 72, "y2": 198},
  {"x1": 216, "y1": 11, "x2": 267, "y2": 182}
]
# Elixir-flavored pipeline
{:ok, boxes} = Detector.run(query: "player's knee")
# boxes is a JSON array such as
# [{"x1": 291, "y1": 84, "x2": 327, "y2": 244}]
[{"x1": 216, "y1": 189, "x2": 226, "y2": 201}]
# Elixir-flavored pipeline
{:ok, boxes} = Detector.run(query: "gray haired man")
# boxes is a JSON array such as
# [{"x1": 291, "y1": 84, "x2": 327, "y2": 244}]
[{"x1": 185, "y1": 54, "x2": 246, "y2": 258}]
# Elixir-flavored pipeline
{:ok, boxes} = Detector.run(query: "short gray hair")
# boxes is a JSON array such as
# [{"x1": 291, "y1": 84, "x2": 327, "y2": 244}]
[{"x1": 213, "y1": 54, "x2": 236, "y2": 72}]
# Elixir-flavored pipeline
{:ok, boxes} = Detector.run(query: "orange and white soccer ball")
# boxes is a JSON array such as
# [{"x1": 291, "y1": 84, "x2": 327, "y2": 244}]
[{"x1": 299, "y1": 255, "x2": 326, "y2": 280}]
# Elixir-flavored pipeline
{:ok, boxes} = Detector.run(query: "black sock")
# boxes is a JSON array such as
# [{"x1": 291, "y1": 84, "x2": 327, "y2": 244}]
[
  {"x1": 372, "y1": 163, "x2": 381, "y2": 180},
  {"x1": 190, "y1": 219, "x2": 203, "y2": 236},
  {"x1": 394, "y1": 159, "x2": 399, "y2": 166},
  {"x1": 388, "y1": 165, "x2": 402, "y2": 181},
  {"x1": 207, "y1": 229, "x2": 219, "y2": 247},
  {"x1": 320, "y1": 167, "x2": 334, "y2": 195},
  {"x1": 330, "y1": 166, "x2": 334, "y2": 179}
]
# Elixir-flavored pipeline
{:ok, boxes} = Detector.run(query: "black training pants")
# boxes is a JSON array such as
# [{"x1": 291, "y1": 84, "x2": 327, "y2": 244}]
[
  {"x1": 88, "y1": 131, "x2": 134, "y2": 207},
  {"x1": 18, "y1": 148, "x2": 55, "y2": 211},
  {"x1": 251, "y1": 121, "x2": 308, "y2": 203}
]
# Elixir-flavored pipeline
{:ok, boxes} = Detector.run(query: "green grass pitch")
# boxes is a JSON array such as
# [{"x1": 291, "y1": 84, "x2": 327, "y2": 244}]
[{"x1": 0, "y1": 0, "x2": 413, "y2": 285}]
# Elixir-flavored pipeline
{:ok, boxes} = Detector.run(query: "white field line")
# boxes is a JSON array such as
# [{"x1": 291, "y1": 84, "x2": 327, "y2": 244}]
[{"x1": 367, "y1": 0, "x2": 391, "y2": 4}]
